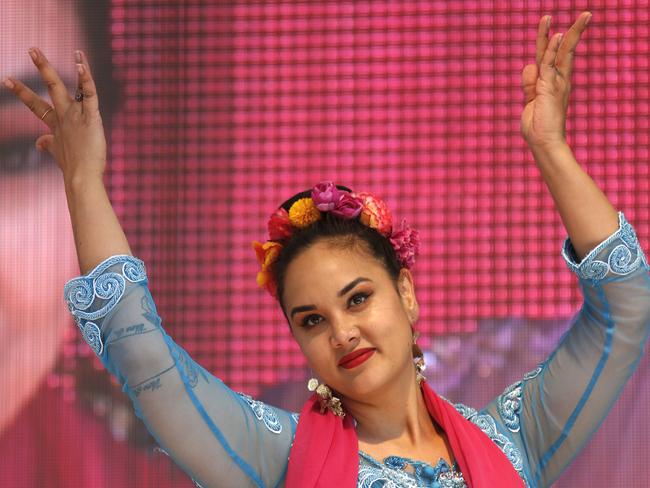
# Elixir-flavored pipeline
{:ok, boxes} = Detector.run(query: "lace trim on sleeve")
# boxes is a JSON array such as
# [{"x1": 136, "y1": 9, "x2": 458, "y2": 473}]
[
  {"x1": 235, "y1": 392, "x2": 283, "y2": 434},
  {"x1": 63, "y1": 255, "x2": 147, "y2": 356},
  {"x1": 441, "y1": 397, "x2": 528, "y2": 485},
  {"x1": 561, "y1": 212, "x2": 649, "y2": 283}
]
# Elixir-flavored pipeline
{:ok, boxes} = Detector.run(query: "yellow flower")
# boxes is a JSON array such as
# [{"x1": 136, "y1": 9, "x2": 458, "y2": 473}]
[{"x1": 288, "y1": 198, "x2": 321, "y2": 228}]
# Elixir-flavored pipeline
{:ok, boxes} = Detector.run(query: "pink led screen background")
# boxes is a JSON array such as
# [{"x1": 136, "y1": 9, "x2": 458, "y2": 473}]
[{"x1": 2, "y1": 1, "x2": 649, "y2": 486}]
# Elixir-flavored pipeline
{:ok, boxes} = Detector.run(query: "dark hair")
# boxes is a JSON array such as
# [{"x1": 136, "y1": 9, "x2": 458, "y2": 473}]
[{"x1": 272, "y1": 187, "x2": 402, "y2": 313}]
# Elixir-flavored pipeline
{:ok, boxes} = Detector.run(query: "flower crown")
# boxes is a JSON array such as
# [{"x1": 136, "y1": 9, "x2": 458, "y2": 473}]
[{"x1": 252, "y1": 181, "x2": 419, "y2": 299}]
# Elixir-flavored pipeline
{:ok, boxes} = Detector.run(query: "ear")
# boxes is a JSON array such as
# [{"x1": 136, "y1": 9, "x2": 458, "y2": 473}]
[{"x1": 397, "y1": 268, "x2": 419, "y2": 325}]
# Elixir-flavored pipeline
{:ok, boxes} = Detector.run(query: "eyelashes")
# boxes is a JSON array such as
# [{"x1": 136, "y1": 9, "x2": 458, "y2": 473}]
[
  {"x1": 300, "y1": 291, "x2": 372, "y2": 328},
  {"x1": 301, "y1": 314, "x2": 322, "y2": 328}
]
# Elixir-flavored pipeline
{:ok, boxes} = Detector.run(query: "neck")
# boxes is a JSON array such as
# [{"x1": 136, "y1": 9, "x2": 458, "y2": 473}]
[{"x1": 343, "y1": 366, "x2": 436, "y2": 450}]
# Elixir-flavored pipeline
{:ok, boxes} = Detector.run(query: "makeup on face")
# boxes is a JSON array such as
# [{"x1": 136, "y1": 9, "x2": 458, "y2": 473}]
[{"x1": 338, "y1": 347, "x2": 376, "y2": 369}]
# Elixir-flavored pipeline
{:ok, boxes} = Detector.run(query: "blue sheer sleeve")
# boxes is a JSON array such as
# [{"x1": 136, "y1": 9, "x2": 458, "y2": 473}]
[
  {"x1": 477, "y1": 212, "x2": 650, "y2": 487},
  {"x1": 63, "y1": 256, "x2": 297, "y2": 488}
]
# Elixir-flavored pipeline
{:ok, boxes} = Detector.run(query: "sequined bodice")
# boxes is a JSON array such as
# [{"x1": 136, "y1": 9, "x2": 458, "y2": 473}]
[{"x1": 358, "y1": 451, "x2": 466, "y2": 487}]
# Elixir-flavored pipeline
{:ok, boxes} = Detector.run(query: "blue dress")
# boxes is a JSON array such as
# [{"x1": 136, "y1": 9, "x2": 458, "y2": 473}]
[{"x1": 63, "y1": 212, "x2": 650, "y2": 488}]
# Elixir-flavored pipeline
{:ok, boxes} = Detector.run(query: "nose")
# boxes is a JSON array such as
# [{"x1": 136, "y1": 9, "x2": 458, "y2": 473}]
[{"x1": 329, "y1": 315, "x2": 360, "y2": 349}]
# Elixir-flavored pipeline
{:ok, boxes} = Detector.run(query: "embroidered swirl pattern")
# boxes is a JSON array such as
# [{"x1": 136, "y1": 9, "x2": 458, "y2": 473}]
[
  {"x1": 562, "y1": 212, "x2": 648, "y2": 283},
  {"x1": 63, "y1": 255, "x2": 147, "y2": 357},
  {"x1": 81, "y1": 322, "x2": 103, "y2": 355},
  {"x1": 236, "y1": 393, "x2": 283, "y2": 434},
  {"x1": 498, "y1": 381, "x2": 523, "y2": 433},
  {"x1": 358, "y1": 452, "x2": 466, "y2": 487},
  {"x1": 443, "y1": 399, "x2": 527, "y2": 485}
]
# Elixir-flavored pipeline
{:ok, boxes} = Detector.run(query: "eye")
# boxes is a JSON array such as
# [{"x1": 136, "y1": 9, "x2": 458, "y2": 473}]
[
  {"x1": 349, "y1": 292, "x2": 370, "y2": 307},
  {"x1": 301, "y1": 314, "x2": 323, "y2": 328}
]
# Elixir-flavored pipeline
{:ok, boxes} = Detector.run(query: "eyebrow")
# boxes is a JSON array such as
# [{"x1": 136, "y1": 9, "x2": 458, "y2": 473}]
[
  {"x1": 0, "y1": 75, "x2": 76, "y2": 107},
  {"x1": 289, "y1": 277, "x2": 372, "y2": 318}
]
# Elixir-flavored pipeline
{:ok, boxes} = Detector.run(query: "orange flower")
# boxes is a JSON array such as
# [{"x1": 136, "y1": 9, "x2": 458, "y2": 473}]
[
  {"x1": 256, "y1": 268, "x2": 278, "y2": 298},
  {"x1": 355, "y1": 192, "x2": 393, "y2": 236},
  {"x1": 252, "y1": 240, "x2": 283, "y2": 270},
  {"x1": 288, "y1": 198, "x2": 321, "y2": 228},
  {"x1": 252, "y1": 240, "x2": 283, "y2": 298}
]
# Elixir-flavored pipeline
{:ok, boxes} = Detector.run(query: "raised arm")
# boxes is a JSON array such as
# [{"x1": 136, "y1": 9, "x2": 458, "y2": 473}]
[
  {"x1": 511, "y1": 12, "x2": 650, "y2": 486},
  {"x1": 521, "y1": 12, "x2": 619, "y2": 259},
  {"x1": 3, "y1": 50, "x2": 296, "y2": 487},
  {"x1": 3, "y1": 48, "x2": 130, "y2": 273}
]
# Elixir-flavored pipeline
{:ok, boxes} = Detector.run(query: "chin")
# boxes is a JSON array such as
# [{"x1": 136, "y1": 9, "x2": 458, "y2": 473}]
[{"x1": 337, "y1": 369, "x2": 392, "y2": 402}]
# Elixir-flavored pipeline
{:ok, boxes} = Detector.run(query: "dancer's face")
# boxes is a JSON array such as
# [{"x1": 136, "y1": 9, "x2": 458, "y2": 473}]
[
  {"x1": 0, "y1": 0, "x2": 82, "y2": 402},
  {"x1": 283, "y1": 240, "x2": 419, "y2": 401}
]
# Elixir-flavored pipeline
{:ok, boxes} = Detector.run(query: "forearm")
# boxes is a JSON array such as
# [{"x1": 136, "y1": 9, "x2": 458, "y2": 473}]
[
  {"x1": 64, "y1": 175, "x2": 132, "y2": 274},
  {"x1": 530, "y1": 141, "x2": 619, "y2": 260}
]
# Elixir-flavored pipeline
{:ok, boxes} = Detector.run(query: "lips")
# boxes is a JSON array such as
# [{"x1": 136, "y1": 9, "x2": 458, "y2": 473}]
[{"x1": 338, "y1": 347, "x2": 376, "y2": 368}]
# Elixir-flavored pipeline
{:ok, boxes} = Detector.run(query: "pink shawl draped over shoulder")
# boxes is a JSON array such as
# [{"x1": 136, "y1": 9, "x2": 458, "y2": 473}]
[{"x1": 286, "y1": 381, "x2": 524, "y2": 488}]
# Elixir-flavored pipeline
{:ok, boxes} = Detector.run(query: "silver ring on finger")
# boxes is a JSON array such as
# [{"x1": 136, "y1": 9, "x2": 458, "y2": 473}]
[
  {"x1": 75, "y1": 87, "x2": 84, "y2": 102},
  {"x1": 40, "y1": 106, "x2": 54, "y2": 120}
]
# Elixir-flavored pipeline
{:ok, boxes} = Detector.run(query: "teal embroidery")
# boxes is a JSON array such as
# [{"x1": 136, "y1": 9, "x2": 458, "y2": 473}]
[{"x1": 236, "y1": 393, "x2": 283, "y2": 434}]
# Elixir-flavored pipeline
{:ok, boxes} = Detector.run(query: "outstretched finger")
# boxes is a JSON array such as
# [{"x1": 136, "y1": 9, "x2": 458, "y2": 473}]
[
  {"x1": 555, "y1": 12, "x2": 592, "y2": 80},
  {"x1": 74, "y1": 50, "x2": 100, "y2": 113},
  {"x1": 28, "y1": 47, "x2": 72, "y2": 114},
  {"x1": 539, "y1": 33, "x2": 563, "y2": 81},
  {"x1": 2, "y1": 77, "x2": 57, "y2": 130},
  {"x1": 536, "y1": 15, "x2": 551, "y2": 67}
]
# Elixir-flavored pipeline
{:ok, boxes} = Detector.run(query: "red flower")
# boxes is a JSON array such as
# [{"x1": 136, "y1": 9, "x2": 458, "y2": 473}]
[{"x1": 268, "y1": 208, "x2": 293, "y2": 241}]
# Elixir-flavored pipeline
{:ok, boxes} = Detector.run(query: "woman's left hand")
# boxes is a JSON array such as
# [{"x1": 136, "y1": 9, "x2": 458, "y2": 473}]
[{"x1": 521, "y1": 12, "x2": 592, "y2": 150}]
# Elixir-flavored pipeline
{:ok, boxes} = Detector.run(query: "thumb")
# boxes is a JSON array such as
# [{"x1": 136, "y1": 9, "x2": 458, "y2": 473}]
[
  {"x1": 521, "y1": 63, "x2": 538, "y2": 105},
  {"x1": 35, "y1": 134, "x2": 55, "y2": 155}
]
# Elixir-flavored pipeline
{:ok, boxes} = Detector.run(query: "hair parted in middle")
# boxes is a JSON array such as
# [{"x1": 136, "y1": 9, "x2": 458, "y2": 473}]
[{"x1": 252, "y1": 182, "x2": 420, "y2": 309}]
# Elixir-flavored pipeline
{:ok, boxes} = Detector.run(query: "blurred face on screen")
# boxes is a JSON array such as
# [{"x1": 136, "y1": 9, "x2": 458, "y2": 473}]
[{"x1": 0, "y1": 0, "x2": 83, "y2": 433}]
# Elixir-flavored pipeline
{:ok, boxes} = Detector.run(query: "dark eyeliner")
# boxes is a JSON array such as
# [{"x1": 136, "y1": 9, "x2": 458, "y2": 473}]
[
  {"x1": 349, "y1": 291, "x2": 371, "y2": 307},
  {"x1": 301, "y1": 313, "x2": 322, "y2": 328}
]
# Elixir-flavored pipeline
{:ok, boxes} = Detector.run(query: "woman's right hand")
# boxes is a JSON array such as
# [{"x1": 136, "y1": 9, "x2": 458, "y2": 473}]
[{"x1": 2, "y1": 48, "x2": 106, "y2": 182}]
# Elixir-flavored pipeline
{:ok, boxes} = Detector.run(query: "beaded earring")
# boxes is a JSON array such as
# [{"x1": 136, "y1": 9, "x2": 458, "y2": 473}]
[
  {"x1": 413, "y1": 332, "x2": 426, "y2": 385},
  {"x1": 307, "y1": 377, "x2": 345, "y2": 417}
]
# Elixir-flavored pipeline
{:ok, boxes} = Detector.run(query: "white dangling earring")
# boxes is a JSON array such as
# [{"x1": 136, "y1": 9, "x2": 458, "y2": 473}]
[
  {"x1": 413, "y1": 332, "x2": 426, "y2": 385},
  {"x1": 307, "y1": 376, "x2": 345, "y2": 418}
]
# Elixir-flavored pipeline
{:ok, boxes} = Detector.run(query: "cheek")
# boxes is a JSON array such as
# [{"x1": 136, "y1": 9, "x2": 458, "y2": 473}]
[
  {"x1": 296, "y1": 332, "x2": 334, "y2": 375},
  {"x1": 0, "y1": 172, "x2": 77, "y2": 337}
]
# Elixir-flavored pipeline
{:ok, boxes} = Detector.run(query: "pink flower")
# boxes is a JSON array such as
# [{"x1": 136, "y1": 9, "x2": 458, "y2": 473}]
[
  {"x1": 390, "y1": 219, "x2": 419, "y2": 268},
  {"x1": 311, "y1": 181, "x2": 342, "y2": 211},
  {"x1": 355, "y1": 192, "x2": 393, "y2": 236},
  {"x1": 268, "y1": 208, "x2": 293, "y2": 241},
  {"x1": 331, "y1": 193, "x2": 363, "y2": 219}
]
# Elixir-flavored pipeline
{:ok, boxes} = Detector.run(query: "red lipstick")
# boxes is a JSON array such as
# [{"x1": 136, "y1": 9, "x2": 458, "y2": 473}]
[{"x1": 338, "y1": 347, "x2": 375, "y2": 369}]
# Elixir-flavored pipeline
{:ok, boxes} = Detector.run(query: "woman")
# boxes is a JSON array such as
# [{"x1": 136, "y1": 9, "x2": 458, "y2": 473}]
[{"x1": 3, "y1": 10, "x2": 649, "y2": 488}]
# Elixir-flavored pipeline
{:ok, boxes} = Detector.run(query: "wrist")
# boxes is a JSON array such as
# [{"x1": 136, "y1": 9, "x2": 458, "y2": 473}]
[
  {"x1": 63, "y1": 171, "x2": 104, "y2": 191},
  {"x1": 528, "y1": 139, "x2": 572, "y2": 162}
]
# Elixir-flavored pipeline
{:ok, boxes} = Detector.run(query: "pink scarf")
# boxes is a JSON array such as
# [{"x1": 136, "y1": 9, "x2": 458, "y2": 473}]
[{"x1": 286, "y1": 381, "x2": 524, "y2": 487}]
